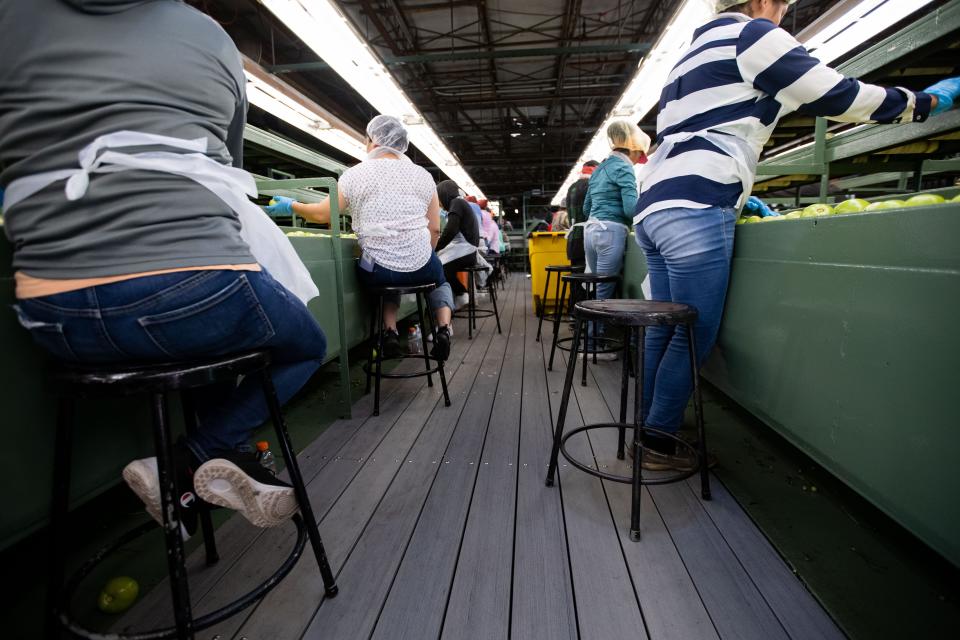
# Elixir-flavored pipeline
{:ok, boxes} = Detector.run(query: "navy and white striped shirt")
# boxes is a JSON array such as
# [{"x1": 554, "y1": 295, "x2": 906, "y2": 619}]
[{"x1": 634, "y1": 13, "x2": 933, "y2": 223}]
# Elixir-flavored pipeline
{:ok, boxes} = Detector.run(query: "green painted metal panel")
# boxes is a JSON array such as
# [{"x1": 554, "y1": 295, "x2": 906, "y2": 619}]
[{"x1": 622, "y1": 203, "x2": 960, "y2": 566}]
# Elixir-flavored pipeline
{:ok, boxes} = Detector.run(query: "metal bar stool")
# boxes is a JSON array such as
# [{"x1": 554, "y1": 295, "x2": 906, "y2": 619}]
[
  {"x1": 545, "y1": 299, "x2": 710, "y2": 541},
  {"x1": 548, "y1": 272, "x2": 622, "y2": 386},
  {"x1": 365, "y1": 283, "x2": 451, "y2": 416},
  {"x1": 452, "y1": 265, "x2": 502, "y2": 340},
  {"x1": 46, "y1": 350, "x2": 338, "y2": 640},
  {"x1": 535, "y1": 264, "x2": 584, "y2": 343}
]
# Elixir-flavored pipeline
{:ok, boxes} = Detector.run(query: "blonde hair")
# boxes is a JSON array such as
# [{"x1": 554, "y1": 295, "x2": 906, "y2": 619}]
[{"x1": 607, "y1": 120, "x2": 651, "y2": 153}]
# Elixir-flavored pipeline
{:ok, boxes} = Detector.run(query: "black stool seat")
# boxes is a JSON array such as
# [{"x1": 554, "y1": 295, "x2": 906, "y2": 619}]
[
  {"x1": 575, "y1": 299, "x2": 697, "y2": 326},
  {"x1": 369, "y1": 283, "x2": 437, "y2": 295},
  {"x1": 561, "y1": 272, "x2": 621, "y2": 284},
  {"x1": 545, "y1": 264, "x2": 582, "y2": 273},
  {"x1": 52, "y1": 351, "x2": 269, "y2": 394},
  {"x1": 545, "y1": 297, "x2": 711, "y2": 541},
  {"x1": 460, "y1": 264, "x2": 487, "y2": 272},
  {"x1": 46, "y1": 349, "x2": 338, "y2": 639}
]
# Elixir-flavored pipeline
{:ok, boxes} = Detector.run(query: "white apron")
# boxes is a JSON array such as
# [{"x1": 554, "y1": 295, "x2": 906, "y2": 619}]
[{"x1": 2, "y1": 130, "x2": 319, "y2": 303}]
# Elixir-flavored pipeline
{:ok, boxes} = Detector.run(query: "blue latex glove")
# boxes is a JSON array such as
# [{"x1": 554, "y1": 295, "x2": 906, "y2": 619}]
[
  {"x1": 264, "y1": 195, "x2": 295, "y2": 216},
  {"x1": 743, "y1": 196, "x2": 777, "y2": 218},
  {"x1": 925, "y1": 77, "x2": 960, "y2": 115}
]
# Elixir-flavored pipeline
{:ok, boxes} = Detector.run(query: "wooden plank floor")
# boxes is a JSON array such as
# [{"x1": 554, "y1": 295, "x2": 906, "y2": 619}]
[{"x1": 121, "y1": 275, "x2": 845, "y2": 640}]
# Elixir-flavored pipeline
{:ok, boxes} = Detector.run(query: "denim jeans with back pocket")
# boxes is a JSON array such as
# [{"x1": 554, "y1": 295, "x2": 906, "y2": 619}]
[
  {"x1": 14, "y1": 269, "x2": 327, "y2": 461},
  {"x1": 634, "y1": 206, "x2": 737, "y2": 433}
]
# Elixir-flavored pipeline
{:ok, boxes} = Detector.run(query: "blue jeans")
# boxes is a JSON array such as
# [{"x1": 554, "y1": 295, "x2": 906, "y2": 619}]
[
  {"x1": 14, "y1": 269, "x2": 327, "y2": 461},
  {"x1": 585, "y1": 221, "x2": 628, "y2": 338},
  {"x1": 634, "y1": 206, "x2": 736, "y2": 432},
  {"x1": 355, "y1": 252, "x2": 454, "y2": 312}
]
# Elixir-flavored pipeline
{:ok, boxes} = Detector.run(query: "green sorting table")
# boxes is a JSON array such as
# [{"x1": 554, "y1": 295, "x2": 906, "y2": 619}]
[{"x1": 621, "y1": 201, "x2": 960, "y2": 566}]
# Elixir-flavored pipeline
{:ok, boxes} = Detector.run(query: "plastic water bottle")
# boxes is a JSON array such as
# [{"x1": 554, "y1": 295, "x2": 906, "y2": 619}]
[
  {"x1": 408, "y1": 324, "x2": 423, "y2": 354},
  {"x1": 256, "y1": 441, "x2": 277, "y2": 475}
]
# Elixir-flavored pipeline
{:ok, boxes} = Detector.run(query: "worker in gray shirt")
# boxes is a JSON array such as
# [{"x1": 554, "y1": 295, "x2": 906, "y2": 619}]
[{"x1": 0, "y1": 0, "x2": 324, "y2": 538}]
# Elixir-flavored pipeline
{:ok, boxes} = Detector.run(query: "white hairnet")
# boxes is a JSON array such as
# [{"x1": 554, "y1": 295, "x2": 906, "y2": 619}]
[
  {"x1": 607, "y1": 120, "x2": 651, "y2": 154},
  {"x1": 715, "y1": 0, "x2": 795, "y2": 12},
  {"x1": 366, "y1": 115, "x2": 409, "y2": 153}
]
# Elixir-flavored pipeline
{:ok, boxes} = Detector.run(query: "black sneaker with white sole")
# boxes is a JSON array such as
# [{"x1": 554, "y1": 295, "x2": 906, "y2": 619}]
[
  {"x1": 122, "y1": 441, "x2": 200, "y2": 540},
  {"x1": 430, "y1": 325, "x2": 451, "y2": 361},
  {"x1": 381, "y1": 329, "x2": 405, "y2": 359},
  {"x1": 193, "y1": 450, "x2": 298, "y2": 528}
]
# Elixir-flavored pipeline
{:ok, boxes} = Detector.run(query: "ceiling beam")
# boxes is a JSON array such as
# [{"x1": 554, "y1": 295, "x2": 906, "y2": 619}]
[{"x1": 269, "y1": 42, "x2": 651, "y2": 73}]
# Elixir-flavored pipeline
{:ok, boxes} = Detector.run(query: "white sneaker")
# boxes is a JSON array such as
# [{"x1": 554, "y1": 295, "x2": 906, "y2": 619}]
[{"x1": 193, "y1": 455, "x2": 298, "y2": 528}]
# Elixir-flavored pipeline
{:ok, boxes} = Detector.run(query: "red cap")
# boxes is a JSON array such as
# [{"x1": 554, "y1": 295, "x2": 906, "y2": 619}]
[
  {"x1": 478, "y1": 199, "x2": 488, "y2": 209},
  {"x1": 256, "y1": 441, "x2": 269, "y2": 452},
  {"x1": 465, "y1": 195, "x2": 478, "y2": 203},
  {"x1": 581, "y1": 164, "x2": 596, "y2": 176}
]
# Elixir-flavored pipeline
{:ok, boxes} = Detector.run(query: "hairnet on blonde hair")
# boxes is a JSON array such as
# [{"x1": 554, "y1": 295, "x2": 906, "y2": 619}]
[
  {"x1": 606, "y1": 120, "x2": 651, "y2": 153},
  {"x1": 366, "y1": 115, "x2": 409, "y2": 153}
]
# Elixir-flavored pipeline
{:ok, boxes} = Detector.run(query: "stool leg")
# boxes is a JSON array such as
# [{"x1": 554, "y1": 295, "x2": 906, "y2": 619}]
[
  {"x1": 424, "y1": 299, "x2": 452, "y2": 407},
  {"x1": 591, "y1": 283, "x2": 599, "y2": 366},
  {"x1": 151, "y1": 392, "x2": 194, "y2": 638},
  {"x1": 581, "y1": 283, "x2": 591, "y2": 387},
  {"x1": 181, "y1": 393, "x2": 219, "y2": 566},
  {"x1": 45, "y1": 398, "x2": 74, "y2": 640},
  {"x1": 467, "y1": 272, "x2": 475, "y2": 340},
  {"x1": 687, "y1": 322, "x2": 711, "y2": 501},
  {"x1": 365, "y1": 301, "x2": 377, "y2": 395},
  {"x1": 548, "y1": 278, "x2": 568, "y2": 371},
  {"x1": 617, "y1": 327, "x2": 630, "y2": 460},
  {"x1": 536, "y1": 271, "x2": 551, "y2": 342},
  {"x1": 374, "y1": 296, "x2": 385, "y2": 417},
  {"x1": 415, "y1": 293, "x2": 434, "y2": 388},
  {"x1": 630, "y1": 327, "x2": 646, "y2": 541},
  {"x1": 490, "y1": 278, "x2": 502, "y2": 334},
  {"x1": 260, "y1": 371, "x2": 339, "y2": 597},
  {"x1": 546, "y1": 318, "x2": 584, "y2": 487}
]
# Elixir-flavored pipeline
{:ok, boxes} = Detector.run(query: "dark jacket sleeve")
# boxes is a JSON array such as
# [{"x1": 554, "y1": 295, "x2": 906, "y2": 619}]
[{"x1": 436, "y1": 202, "x2": 464, "y2": 252}]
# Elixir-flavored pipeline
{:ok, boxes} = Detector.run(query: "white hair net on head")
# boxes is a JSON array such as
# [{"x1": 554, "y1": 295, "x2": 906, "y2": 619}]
[
  {"x1": 366, "y1": 115, "x2": 409, "y2": 153},
  {"x1": 715, "y1": 0, "x2": 795, "y2": 11},
  {"x1": 606, "y1": 120, "x2": 651, "y2": 154}
]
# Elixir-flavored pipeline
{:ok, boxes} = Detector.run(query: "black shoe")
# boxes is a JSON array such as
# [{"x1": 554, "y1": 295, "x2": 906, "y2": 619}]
[
  {"x1": 381, "y1": 329, "x2": 405, "y2": 359},
  {"x1": 193, "y1": 449, "x2": 297, "y2": 528},
  {"x1": 430, "y1": 325, "x2": 451, "y2": 361},
  {"x1": 122, "y1": 440, "x2": 200, "y2": 540}
]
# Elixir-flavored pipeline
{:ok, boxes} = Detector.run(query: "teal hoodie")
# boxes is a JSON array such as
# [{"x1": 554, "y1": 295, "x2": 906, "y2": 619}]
[{"x1": 582, "y1": 152, "x2": 638, "y2": 227}]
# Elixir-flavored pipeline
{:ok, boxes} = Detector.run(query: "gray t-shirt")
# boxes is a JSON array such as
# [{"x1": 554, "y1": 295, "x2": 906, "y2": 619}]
[{"x1": 0, "y1": 0, "x2": 255, "y2": 279}]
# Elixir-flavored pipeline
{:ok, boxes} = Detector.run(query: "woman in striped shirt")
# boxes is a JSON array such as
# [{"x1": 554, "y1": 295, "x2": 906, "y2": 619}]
[{"x1": 633, "y1": 0, "x2": 958, "y2": 471}]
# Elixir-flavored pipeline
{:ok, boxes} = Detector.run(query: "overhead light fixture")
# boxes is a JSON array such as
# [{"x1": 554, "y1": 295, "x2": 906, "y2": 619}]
[
  {"x1": 552, "y1": 0, "x2": 712, "y2": 204},
  {"x1": 552, "y1": 0, "x2": 937, "y2": 204},
  {"x1": 801, "y1": 0, "x2": 936, "y2": 64},
  {"x1": 244, "y1": 56, "x2": 367, "y2": 160},
  {"x1": 258, "y1": 0, "x2": 485, "y2": 198}
]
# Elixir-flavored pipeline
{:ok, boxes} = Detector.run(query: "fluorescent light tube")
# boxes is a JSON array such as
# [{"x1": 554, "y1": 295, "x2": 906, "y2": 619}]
[
  {"x1": 244, "y1": 56, "x2": 367, "y2": 159},
  {"x1": 258, "y1": 0, "x2": 485, "y2": 198}
]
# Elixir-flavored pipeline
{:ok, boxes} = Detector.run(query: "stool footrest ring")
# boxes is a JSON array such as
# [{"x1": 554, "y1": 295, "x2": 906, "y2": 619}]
[
  {"x1": 555, "y1": 335, "x2": 622, "y2": 355},
  {"x1": 559, "y1": 423, "x2": 702, "y2": 485},
  {"x1": 57, "y1": 515, "x2": 309, "y2": 640},
  {"x1": 363, "y1": 354, "x2": 446, "y2": 378}
]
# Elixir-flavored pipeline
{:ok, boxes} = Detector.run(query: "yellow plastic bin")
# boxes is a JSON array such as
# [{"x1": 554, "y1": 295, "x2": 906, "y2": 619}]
[{"x1": 528, "y1": 231, "x2": 570, "y2": 314}]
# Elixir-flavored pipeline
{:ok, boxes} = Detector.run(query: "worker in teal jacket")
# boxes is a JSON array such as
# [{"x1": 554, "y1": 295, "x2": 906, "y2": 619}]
[{"x1": 581, "y1": 121, "x2": 651, "y2": 349}]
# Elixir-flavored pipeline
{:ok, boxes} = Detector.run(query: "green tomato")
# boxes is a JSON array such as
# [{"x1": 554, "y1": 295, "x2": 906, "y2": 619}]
[
  {"x1": 834, "y1": 198, "x2": 870, "y2": 214},
  {"x1": 763, "y1": 214, "x2": 786, "y2": 221},
  {"x1": 952, "y1": 194, "x2": 960, "y2": 203},
  {"x1": 905, "y1": 194, "x2": 946, "y2": 207},
  {"x1": 97, "y1": 576, "x2": 139, "y2": 614},
  {"x1": 743, "y1": 216, "x2": 763, "y2": 224},
  {"x1": 782, "y1": 211, "x2": 802, "y2": 219},
  {"x1": 865, "y1": 200, "x2": 907, "y2": 212},
  {"x1": 801, "y1": 203, "x2": 834, "y2": 217}
]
